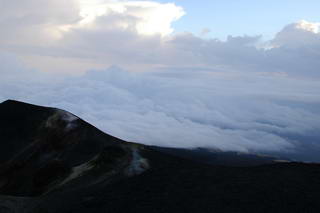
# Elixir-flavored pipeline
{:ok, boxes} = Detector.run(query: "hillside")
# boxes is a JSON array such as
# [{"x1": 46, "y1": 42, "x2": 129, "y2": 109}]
[{"x1": 0, "y1": 100, "x2": 320, "y2": 213}]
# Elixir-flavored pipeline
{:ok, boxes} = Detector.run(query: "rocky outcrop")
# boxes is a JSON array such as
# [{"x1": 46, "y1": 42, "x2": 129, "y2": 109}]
[{"x1": 0, "y1": 100, "x2": 148, "y2": 197}]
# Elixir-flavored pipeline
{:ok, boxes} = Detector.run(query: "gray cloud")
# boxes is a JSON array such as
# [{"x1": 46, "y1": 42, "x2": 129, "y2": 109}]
[
  {"x1": 0, "y1": 0, "x2": 79, "y2": 45},
  {"x1": 271, "y1": 20, "x2": 320, "y2": 48}
]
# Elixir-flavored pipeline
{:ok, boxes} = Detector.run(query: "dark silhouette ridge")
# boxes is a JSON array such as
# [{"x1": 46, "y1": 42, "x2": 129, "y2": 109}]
[{"x1": 0, "y1": 100, "x2": 320, "y2": 213}]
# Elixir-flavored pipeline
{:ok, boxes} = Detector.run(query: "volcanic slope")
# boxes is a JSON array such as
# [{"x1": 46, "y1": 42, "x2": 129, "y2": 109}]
[{"x1": 0, "y1": 100, "x2": 320, "y2": 213}]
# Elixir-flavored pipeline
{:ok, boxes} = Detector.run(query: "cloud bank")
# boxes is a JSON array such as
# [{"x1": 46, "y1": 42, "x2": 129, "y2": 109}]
[
  {"x1": 1, "y1": 1, "x2": 320, "y2": 160},
  {"x1": 1, "y1": 58, "x2": 320, "y2": 157}
]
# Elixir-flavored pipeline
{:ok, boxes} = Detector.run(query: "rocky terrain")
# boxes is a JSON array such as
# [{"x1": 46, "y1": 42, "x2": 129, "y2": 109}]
[{"x1": 1, "y1": 100, "x2": 320, "y2": 213}]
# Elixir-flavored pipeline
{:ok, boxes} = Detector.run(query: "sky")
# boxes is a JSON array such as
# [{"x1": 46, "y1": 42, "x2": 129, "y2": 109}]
[
  {"x1": 1, "y1": 0, "x2": 320, "y2": 161},
  {"x1": 171, "y1": 0, "x2": 320, "y2": 39}
]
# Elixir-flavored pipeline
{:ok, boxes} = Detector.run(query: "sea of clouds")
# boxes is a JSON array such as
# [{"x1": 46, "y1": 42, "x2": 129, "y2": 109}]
[{"x1": 1, "y1": 58, "x2": 320, "y2": 157}]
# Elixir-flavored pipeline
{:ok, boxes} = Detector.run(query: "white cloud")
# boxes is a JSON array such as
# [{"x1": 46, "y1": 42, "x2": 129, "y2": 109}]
[
  {"x1": 77, "y1": 0, "x2": 185, "y2": 36},
  {"x1": 0, "y1": 0, "x2": 185, "y2": 73},
  {"x1": 1, "y1": 55, "x2": 319, "y2": 156},
  {"x1": 1, "y1": 1, "x2": 319, "y2": 78},
  {"x1": 295, "y1": 20, "x2": 320, "y2": 34},
  {"x1": 0, "y1": 0, "x2": 184, "y2": 45},
  {"x1": 271, "y1": 20, "x2": 320, "y2": 48}
]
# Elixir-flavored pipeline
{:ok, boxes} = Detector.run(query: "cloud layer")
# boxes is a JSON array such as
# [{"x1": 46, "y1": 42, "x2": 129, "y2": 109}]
[
  {"x1": 1, "y1": 1, "x2": 320, "y2": 160},
  {"x1": 1, "y1": 1, "x2": 320, "y2": 77},
  {"x1": 1, "y1": 57, "x2": 320, "y2": 156}
]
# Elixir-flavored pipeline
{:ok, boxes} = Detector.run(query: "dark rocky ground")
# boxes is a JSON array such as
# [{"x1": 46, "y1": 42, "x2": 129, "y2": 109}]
[{"x1": 1, "y1": 100, "x2": 320, "y2": 213}]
